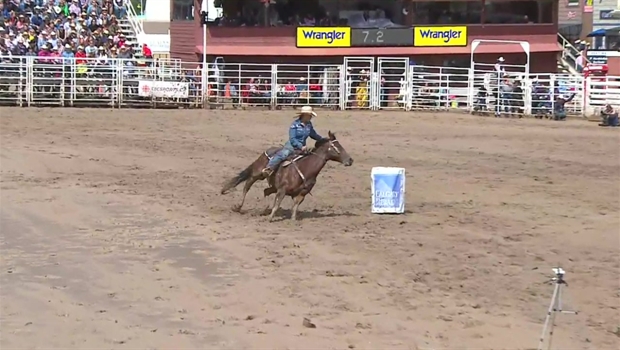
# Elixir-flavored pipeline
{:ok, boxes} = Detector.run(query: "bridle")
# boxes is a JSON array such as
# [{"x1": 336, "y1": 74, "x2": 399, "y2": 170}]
[
  {"x1": 309, "y1": 139, "x2": 340, "y2": 160},
  {"x1": 294, "y1": 139, "x2": 341, "y2": 187}
]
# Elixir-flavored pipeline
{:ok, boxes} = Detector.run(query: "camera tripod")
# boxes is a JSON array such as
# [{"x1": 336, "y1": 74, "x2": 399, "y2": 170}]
[{"x1": 537, "y1": 268, "x2": 578, "y2": 350}]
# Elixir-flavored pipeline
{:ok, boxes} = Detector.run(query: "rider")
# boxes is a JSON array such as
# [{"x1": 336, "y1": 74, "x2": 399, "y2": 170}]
[{"x1": 262, "y1": 106, "x2": 323, "y2": 177}]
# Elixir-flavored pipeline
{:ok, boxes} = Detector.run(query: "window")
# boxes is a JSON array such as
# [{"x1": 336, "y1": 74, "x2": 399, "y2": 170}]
[
  {"x1": 607, "y1": 36, "x2": 620, "y2": 51},
  {"x1": 485, "y1": 0, "x2": 554, "y2": 24},
  {"x1": 172, "y1": 0, "x2": 195, "y2": 21},
  {"x1": 567, "y1": 0, "x2": 579, "y2": 7},
  {"x1": 412, "y1": 1, "x2": 483, "y2": 25}
]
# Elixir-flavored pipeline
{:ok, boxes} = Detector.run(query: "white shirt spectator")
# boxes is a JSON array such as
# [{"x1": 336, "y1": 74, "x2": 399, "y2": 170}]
[
  {"x1": 97, "y1": 53, "x2": 108, "y2": 65},
  {"x1": 494, "y1": 57, "x2": 505, "y2": 73},
  {"x1": 575, "y1": 54, "x2": 584, "y2": 67}
]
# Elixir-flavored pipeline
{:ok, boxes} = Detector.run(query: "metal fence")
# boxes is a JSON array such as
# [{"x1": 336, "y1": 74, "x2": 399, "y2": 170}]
[
  {"x1": 0, "y1": 56, "x2": 617, "y2": 117},
  {"x1": 0, "y1": 57, "x2": 201, "y2": 108}
]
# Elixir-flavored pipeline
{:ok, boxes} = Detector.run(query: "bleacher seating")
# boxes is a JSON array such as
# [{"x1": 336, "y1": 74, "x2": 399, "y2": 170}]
[{"x1": 0, "y1": 0, "x2": 138, "y2": 64}]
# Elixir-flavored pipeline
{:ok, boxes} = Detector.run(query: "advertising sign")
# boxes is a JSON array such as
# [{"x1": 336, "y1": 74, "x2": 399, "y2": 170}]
[
  {"x1": 296, "y1": 27, "x2": 352, "y2": 48},
  {"x1": 599, "y1": 10, "x2": 614, "y2": 20},
  {"x1": 371, "y1": 167, "x2": 406, "y2": 214},
  {"x1": 137, "y1": 33, "x2": 170, "y2": 53},
  {"x1": 414, "y1": 26, "x2": 468, "y2": 47},
  {"x1": 138, "y1": 81, "x2": 189, "y2": 98}
]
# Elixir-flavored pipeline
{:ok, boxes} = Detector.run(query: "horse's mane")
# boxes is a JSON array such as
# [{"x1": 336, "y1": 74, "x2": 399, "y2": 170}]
[{"x1": 314, "y1": 133, "x2": 335, "y2": 149}]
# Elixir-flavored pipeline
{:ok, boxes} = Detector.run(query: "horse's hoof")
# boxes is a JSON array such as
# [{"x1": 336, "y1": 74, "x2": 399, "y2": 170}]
[{"x1": 231, "y1": 205, "x2": 242, "y2": 213}]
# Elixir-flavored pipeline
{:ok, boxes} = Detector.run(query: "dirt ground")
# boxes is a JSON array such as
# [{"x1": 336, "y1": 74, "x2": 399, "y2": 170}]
[{"x1": 0, "y1": 108, "x2": 618, "y2": 350}]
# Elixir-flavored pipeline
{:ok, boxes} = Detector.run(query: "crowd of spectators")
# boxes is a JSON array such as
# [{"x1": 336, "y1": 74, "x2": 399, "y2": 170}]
[{"x1": 0, "y1": 0, "x2": 141, "y2": 66}]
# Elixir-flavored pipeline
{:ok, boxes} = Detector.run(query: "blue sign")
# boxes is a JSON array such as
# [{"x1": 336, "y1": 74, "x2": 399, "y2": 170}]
[
  {"x1": 371, "y1": 167, "x2": 406, "y2": 214},
  {"x1": 600, "y1": 10, "x2": 614, "y2": 20}
]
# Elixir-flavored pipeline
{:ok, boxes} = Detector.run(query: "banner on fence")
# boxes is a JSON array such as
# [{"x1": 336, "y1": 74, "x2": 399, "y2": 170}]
[{"x1": 138, "y1": 81, "x2": 189, "y2": 98}]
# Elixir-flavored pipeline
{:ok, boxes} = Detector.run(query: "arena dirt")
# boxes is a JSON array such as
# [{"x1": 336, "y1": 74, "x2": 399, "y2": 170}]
[{"x1": 1, "y1": 108, "x2": 618, "y2": 349}]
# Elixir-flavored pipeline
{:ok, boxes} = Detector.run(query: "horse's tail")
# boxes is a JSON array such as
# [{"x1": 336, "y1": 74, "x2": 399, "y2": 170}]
[{"x1": 220, "y1": 165, "x2": 253, "y2": 195}]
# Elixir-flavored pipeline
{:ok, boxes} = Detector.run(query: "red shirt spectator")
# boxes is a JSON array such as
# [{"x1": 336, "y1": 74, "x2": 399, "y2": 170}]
[
  {"x1": 284, "y1": 83, "x2": 296, "y2": 92},
  {"x1": 142, "y1": 44, "x2": 152, "y2": 59},
  {"x1": 75, "y1": 48, "x2": 87, "y2": 64}
]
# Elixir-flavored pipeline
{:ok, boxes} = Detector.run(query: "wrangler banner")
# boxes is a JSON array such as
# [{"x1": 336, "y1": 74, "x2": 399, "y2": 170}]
[{"x1": 414, "y1": 26, "x2": 468, "y2": 47}]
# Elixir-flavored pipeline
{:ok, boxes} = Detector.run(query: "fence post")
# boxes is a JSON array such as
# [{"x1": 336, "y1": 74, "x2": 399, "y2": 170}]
[
  {"x1": 17, "y1": 59, "x2": 24, "y2": 107},
  {"x1": 114, "y1": 63, "x2": 121, "y2": 108},
  {"x1": 271, "y1": 63, "x2": 278, "y2": 109},
  {"x1": 338, "y1": 64, "x2": 345, "y2": 110},
  {"x1": 550, "y1": 74, "x2": 557, "y2": 116},
  {"x1": 584, "y1": 76, "x2": 592, "y2": 117},
  {"x1": 467, "y1": 67, "x2": 474, "y2": 112}
]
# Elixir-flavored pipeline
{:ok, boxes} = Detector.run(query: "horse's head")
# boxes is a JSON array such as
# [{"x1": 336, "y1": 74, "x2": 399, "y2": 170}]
[{"x1": 315, "y1": 131, "x2": 353, "y2": 166}]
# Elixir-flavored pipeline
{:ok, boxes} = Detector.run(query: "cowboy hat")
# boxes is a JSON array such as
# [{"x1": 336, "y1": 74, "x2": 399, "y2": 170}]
[
  {"x1": 297, "y1": 106, "x2": 317, "y2": 117},
  {"x1": 497, "y1": 57, "x2": 505, "y2": 62}
]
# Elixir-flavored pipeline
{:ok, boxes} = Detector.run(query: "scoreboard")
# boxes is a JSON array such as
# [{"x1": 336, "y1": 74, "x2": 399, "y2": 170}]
[{"x1": 296, "y1": 27, "x2": 467, "y2": 48}]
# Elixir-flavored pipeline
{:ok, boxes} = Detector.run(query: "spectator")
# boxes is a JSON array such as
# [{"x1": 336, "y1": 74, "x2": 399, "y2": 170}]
[
  {"x1": 0, "y1": 0, "x2": 134, "y2": 66},
  {"x1": 599, "y1": 104, "x2": 619, "y2": 127},
  {"x1": 142, "y1": 42, "x2": 152, "y2": 59}
]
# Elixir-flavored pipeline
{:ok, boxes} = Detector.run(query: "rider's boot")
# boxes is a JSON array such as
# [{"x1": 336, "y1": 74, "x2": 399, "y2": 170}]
[{"x1": 261, "y1": 167, "x2": 274, "y2": 177}]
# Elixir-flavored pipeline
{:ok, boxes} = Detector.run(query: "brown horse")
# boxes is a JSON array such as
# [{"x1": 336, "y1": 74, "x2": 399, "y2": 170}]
[{"x1": 220, "y1": 131, "x2": 353, "y2": 220}]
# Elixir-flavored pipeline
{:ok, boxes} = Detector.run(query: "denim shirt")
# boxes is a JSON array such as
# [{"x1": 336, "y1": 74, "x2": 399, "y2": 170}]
[{"x1": 286, "y1": 118, "x2": 322, "y2": 150}]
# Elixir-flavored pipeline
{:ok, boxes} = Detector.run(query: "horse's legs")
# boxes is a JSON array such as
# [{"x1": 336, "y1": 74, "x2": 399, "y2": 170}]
[
  {"x1": 290, "y1": 194, "x2": 306, "y2": 221},
  {"x1": 232, "y1": 176, "x2": 259, "y2": 212},
  {"x1": 260, "y1": 186, "x2": 278, "y2": 215},
  {"x1": 268, "y1": 189, "x2": 287, "y2": 222}
]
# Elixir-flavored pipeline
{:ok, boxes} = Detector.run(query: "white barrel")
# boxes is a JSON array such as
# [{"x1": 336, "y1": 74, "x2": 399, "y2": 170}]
[{"x1": 371, "y1": 167, "x2": 406, "y2": 214}]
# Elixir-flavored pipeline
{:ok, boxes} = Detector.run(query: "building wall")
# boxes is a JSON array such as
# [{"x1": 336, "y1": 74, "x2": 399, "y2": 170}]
[
  {"x1": 593, "y1": 0, "x2": 620, "y2": 30},
  {"x1": 205, "y1": 52, "x2": 557, "y2": 73},
  {"x1": 170, "y1": 0, "x2": 559, "y2": 70},
  {"x1": 558, "y1": 0, "x2": 583, "y2": 26},
  {"x1": 557, "y1": 0, "x2": 583, "y2": 39},
  {"x1": 169, "y1": 0, "x2": 200, "y2": 63},
  {"x1": 170, "y1": 21, "x2": 198, "y2": 63}
]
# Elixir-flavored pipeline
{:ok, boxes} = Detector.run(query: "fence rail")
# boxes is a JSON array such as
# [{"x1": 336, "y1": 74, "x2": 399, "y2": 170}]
[{"x1": 0, "y1": 56, "x2": 617, "y2": 117}]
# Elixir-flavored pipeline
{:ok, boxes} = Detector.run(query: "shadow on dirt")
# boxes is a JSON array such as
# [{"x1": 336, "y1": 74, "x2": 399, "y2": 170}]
[{"x1": 254, "y1": 208, "x2": 359, "y2": 221}]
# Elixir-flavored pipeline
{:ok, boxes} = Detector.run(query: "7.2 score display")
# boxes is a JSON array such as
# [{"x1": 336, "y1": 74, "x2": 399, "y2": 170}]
[
  {"x1": 350, "y1": 28, "x2": 414, "y2": 47},
  {"x1": 296, "y1": 27, "x2": 414, "y2": 48}
]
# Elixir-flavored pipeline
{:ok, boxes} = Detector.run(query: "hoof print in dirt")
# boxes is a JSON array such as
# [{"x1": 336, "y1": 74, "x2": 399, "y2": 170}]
[{"x1": 303, "y1": 317, "x2": 316, "y2": 328}]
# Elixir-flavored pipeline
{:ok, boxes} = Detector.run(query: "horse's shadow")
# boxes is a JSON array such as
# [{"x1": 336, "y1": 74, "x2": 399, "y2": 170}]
[
  {"x1": 276, "y1": 208, "x2": 358, "y2": 221},
  {"x1": 240, "y1": 207, "x2": 357, "y2": 221}
]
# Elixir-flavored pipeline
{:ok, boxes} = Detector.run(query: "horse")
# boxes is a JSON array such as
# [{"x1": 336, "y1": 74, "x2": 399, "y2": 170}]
[{"x1": 220, "y1": 131, "x2": 353, "y2": 220}]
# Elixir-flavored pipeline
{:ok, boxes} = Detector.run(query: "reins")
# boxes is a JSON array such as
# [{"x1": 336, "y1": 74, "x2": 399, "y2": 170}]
[{"x1": 291, "y1": 140, "x2": 338, "y2": 187}]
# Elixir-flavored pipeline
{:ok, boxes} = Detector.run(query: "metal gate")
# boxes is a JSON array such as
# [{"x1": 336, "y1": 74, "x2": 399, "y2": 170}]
[
  {"x1": 342, "y1": 57, "x2": 375, "y2": 110},
  {"x1": 468, "y1": 39, "x2": 531, "y2": 116},
  {"x1": 378, "y1": 57, "x2": 409, "y2": 110}
]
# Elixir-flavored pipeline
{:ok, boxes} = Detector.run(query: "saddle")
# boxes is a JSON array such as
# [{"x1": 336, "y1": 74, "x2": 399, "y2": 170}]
[{"x1": 265, "y1": 148, "x2": 308, "y2": 168}]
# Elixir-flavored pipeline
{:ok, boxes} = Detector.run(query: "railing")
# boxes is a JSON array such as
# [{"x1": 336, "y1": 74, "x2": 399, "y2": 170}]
[
  {"x1": 0, "y1": 56, "x2": 617, "y2": 118},
  {"x1": 0, "y1": 57, "x2": 202, "y2": 108},
  {"x1": 557, "y1": 33, "x2": 589, "y2": 75},
  {"x1": 584, "y1": 77, "x2": 620, "y2": 116},
  {"x1": 124, "y1": 0, "x2": 145, "y2": 36}
]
